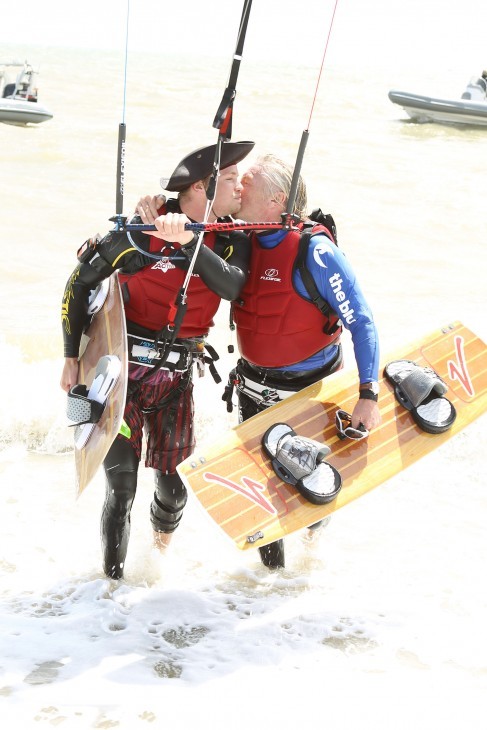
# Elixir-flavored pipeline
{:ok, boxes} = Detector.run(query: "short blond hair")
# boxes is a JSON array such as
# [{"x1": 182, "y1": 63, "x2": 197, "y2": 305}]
[{"x1": 253, "y1": 154, "x2": 308, "y2": 220}]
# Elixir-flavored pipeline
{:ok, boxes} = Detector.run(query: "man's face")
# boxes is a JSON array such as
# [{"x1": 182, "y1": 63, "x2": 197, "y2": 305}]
[
  {"x1": 238, "y1": 166, "x2": 275, "y2": 222},
  {"x1": 212, "y1": 164, "x2": 243, "y2": 217}
]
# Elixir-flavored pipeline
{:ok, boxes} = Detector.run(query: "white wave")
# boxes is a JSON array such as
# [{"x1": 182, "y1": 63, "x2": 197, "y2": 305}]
[{"x1": 0, "y1": 338, "x2": 72, "y2": 453}]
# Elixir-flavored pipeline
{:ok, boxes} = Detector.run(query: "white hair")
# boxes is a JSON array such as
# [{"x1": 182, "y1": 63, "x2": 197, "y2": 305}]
[{"x1": 253, "y1": 154, "x2": 308, "y2": 220}]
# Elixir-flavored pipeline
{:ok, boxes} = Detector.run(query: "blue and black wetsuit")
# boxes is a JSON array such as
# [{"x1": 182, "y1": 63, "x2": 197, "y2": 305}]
[{"x1": 231, "y1": 227, "x2": 380, "y2": 569}]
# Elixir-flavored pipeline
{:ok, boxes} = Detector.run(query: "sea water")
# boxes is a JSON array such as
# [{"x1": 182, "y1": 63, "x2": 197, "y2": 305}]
[{"x1": 1, "y1": 3, "x2": 487, "y2": 726}]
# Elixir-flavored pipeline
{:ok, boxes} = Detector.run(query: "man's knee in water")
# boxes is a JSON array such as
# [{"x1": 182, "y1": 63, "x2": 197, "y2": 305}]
[{"x1": 151, "y1": 471, "x2": 188, "y2": 534}]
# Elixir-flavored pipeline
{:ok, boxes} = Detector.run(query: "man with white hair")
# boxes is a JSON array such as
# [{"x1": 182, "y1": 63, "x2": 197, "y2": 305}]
[{"x1": 229, "y1": 153, "x2": 381, "y2": 569}]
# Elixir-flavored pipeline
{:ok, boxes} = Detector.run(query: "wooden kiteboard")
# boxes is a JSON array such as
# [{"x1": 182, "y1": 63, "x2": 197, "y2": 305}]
[
  {"x1": 177, "y1": 321, "x2": 487, "y2": 550},
  {"x1": 75, "y1": 273, "x2": 128, "y2": 496}
]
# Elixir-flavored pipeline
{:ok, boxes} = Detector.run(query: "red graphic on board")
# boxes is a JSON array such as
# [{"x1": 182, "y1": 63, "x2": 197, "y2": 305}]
[
  {"x1": 447, "y1": 335, "x2": 475, "y2": 397},
  {"x1": 204, "y1": 472, "x2": 277, "y2": 515}
]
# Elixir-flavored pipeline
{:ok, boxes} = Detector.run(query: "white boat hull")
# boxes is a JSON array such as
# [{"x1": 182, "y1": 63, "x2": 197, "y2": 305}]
[
  {"x1": 389, "y1": 90, "x2": 487, "y2": 127},
  {"x1": 0, "y1": 97, "x2": 53, "y2": 126}
]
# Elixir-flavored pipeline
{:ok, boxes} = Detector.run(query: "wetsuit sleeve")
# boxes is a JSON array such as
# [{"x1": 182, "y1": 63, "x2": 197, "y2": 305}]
[
  {"x1": 178, "y1": 230, "x2": 250, "y2": 301},
  {"x1": 300, "y1": 235, "x2": 380, "y2": 383},
  {"x1": 61, "y1": 230, "x2": 150, "y2": 358}
]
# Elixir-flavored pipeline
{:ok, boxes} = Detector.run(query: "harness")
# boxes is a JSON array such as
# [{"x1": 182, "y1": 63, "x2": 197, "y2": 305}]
[
  {"x1": 223, "y1": 345, "x2": 344, "y2": 413},
  {"x1": 126, "y1": 328, "x2": 221, "y2": 383},
  {"x1": 125, "y1": 330, "x2": 222, "y2": 416}
]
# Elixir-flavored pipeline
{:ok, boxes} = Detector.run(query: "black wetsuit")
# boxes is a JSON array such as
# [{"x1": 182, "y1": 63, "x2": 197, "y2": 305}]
[{"x1": 62, "y1": 204, "x2": 250, "y2": 578}]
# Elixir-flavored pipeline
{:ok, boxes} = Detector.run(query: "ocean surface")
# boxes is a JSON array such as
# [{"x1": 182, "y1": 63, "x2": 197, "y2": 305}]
[{"x1": 1, "y1": 3, "x2": 487, "y2": 726}]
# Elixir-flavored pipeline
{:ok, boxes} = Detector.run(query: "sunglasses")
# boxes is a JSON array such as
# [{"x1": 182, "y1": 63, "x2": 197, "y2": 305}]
[{"x1": 335, "y1": 409, "x2": 369, "y2": 441}]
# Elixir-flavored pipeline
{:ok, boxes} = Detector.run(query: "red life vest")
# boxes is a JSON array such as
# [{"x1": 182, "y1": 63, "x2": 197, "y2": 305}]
[
  {"x1": 233, "y1": 228, "x2": 341, "y2": 367},
  {"x1": 119, "y1": 230, "x2": 221, "y2": 337}
]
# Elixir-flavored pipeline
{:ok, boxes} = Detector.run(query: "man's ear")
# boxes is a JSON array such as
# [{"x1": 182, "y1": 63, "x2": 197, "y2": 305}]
[
  {"x1": 273, "y1": 191, "x2": 287, "y2": 208},
  {"x1": 192, "y1": 180, "x2": 207, "y2": 194}
]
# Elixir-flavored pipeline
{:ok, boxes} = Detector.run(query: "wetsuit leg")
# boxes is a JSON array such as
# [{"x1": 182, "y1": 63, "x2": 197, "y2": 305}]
[
  {"x1": 150, "y1": 471, "x2": 188, "y2": 534},
  {"x1": 101, "y1": 437, "x2": 140, "y2": 579},
  {"x1": 259, "y1": 540, "x2": 285, "y2": 569}
]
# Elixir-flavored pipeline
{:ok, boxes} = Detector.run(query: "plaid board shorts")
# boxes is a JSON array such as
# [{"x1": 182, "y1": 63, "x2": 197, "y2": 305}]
[{"x1": 117, "y1": 365, "x2": 195, "y2": 473}]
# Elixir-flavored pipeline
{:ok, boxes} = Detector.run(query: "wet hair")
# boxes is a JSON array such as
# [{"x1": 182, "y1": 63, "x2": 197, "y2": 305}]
[{"x1": 253, "y1": 154, "x2": 308, "y2": 220}]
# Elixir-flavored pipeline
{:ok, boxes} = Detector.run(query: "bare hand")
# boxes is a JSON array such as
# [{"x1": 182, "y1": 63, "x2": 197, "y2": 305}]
[
  {"x1": 135, "y1": 194, "x2": 166, "y2": 233},
  {"x1": 351, "y1": 398, "x2": 381, "y2": 432},
  {"x1": 153, "y1": 212, "x2": 195, "y2": 245},
  {"x1": 60, "y1": 358, "x2": 79, "y2": 393}
]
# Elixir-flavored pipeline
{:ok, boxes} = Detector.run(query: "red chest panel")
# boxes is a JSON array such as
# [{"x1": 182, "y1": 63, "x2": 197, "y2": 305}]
[
  {"x1": 233, "y1": 230, "x2": 339, "y2": 367},
  {"x1": 120, "y1": 232, "x2": 220, "y2": 337}
]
